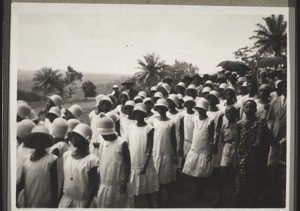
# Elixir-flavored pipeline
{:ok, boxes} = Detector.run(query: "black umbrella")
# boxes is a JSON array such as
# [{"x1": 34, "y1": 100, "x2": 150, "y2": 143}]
[
  {"x1": 257, "y1": 56, "x2": 286, "y2": 68},
  {"x1": 217, "y1": 60, "x2": 251, "y2": 72}
]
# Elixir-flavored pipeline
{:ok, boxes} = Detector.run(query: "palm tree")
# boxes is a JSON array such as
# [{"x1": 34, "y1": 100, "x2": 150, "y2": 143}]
[
  {"x1": 32, "y1": 67, "x2": 65, "y2": 98},
  {"x1": 250, "y1": 14, "x2": 287, "y2": 56},
  {"x1": 134, "y1": 53, "x2": 167, "y2": 89}
]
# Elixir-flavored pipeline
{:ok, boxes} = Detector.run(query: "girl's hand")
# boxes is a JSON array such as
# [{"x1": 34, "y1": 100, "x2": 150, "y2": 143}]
[
  {"x1": 138, "y1": 168, "x2": 146, "y2": 175},
  {"x1": 119, "y1": 183, "x2": 127, "y2": 194}
]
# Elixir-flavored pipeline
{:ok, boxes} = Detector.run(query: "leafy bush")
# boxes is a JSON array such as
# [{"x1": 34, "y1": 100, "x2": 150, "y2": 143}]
[{"x1": 82, "y1": 80, "x2": 97, "y2": 97}]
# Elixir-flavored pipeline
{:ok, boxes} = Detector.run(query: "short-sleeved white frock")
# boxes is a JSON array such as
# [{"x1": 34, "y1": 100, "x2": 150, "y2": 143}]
[
  {"x1": 152, "y1": 118, "x2": 176, "y2": 184},
  {"x1": 128, "y1": 123, "x2": 159, "y2": 195},
  {"x1": 21, "y1": 153, "x2": 57, "y2": 208},
  {"x1": 49, "y1": 141, "x2": 69, "y2": 196},
  {"x1": 120, "y1": 117, "x2": 136, "y2": 141},
  {"x1": 95, "y1": 137, "x2": 134, "y2": 208},
  {"x1": 182, "y1": 111, "x2": 195, "y2": 158},
  {"x1": 183, "y1": 117, "x2": 213, "y2": 177},
  {"x1": 58, "y1": 151, "x2": 99, "y2": 208}
]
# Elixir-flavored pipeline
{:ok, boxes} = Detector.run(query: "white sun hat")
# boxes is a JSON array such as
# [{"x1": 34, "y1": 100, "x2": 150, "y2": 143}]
[
  {"x1": 132, "y1": 103, "x2": 147, "y2": 116},
  {"x1": 51, "y1": 118, "x2": 69, "y2": 138},
  {"x1": 187, "y1": 84, "x2": 197, "y2": 91},
  {"x1": 47, "y1": 106, "x2": 61, "y2": 117},
  {"x1": 177, "y1": 82, "x2": 186, "y2": 89},
  {"x1": 202, "y1": 87, "x2": 212, "y2": 94},
  {"x1": 150, "y1": 86, "x2": 157, "y2": 91},
  {"x1": 138, "y1": 91, "x2": 147, "y2": 99},
  {"x1": 154, "y1": 99, "x2": 169, "y2": 111},
  {"x1": 143, "y1": 97, "x2": 153, "y2": 104},
  {"x1": 100, "y1": 111, "x2": 119, "y2": 123},
  {"x1": 48, "y1": 94, "x2": 63, "y2": 107},
  {"x1": 194, "y1": 97, "x2": 209, "y2": 111},
  {"x1": 161, "y1": 83, "x2": 171, "y2": 93},
  {"x1": 183, "y1": 96, "x2": 196, "y2": 107},
  {"x1": 17, "y1": 103, "x2": 31, "y2": 119},
  {"x1": 69, "y1": 123, "x2": 92, "y2": 143},
  {"x1": 67, "y1": 119, "x2": 81, "y2": 132},
  {"x1": 24, "y1": 126, "x2": 54, "y2": 149},
  {"x1": 67, "y1": 105, "x2": 83, "y2": 119},
  {"x1": 28, "y1": 109, "x2": 38, "y2": 121},
  {"x1": 167, "y1": 94, "x2": 179, "y2": 107},
  {"x1": 97, "y1": 116, "x2": 116, "y2": 136},
  {"x1": 177, "y1": 94, "x2": 184, "y2": 100},
  {"x1": 17, "y1": 100, "x2": 28, "y2": 105},
  {"x1": 153, "y1": 92, "x2": 164, "y2": 99},
  {"x1": 95, "y1": 94, "x2": 105, "y2": 106},
  {"x1": 112, "y1": 84, "x2": 119, "y2": 89},
  {"x1": 219, "y1": 83, "x2": 228, "y2": 90},
  {"x1": 99, "y1": 96, "x2": 113, "y2": 106},
  {"x1": 17, "y1": 119, "x2": 36, "y2": 139}
]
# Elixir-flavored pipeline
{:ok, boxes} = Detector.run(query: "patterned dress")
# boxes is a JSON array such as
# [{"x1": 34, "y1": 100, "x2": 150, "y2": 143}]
[{"x1": 235, "y1": 117, "x2": 267, "y2": 198}]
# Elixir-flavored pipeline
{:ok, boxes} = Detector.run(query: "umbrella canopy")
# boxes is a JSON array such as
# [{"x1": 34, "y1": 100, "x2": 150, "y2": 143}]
[
  {"x1": 217, "y1": 60, "x2": 251, "y2": 73},
  {"x1": 257, "y1": 56, "x2": 286, "y2": 68}
]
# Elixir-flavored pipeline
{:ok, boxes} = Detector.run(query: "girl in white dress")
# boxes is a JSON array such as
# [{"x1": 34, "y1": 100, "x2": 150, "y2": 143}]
[
  {"x1": 183, "y1": 97, "x2": 214, "y2": 197},
  {"x1": 120, "y1": 100, "x2": 136, "y2": 140},
  {"x1": 17, "y1": 126, "x2": 58, "y2": 208},
  {"x1": 143, "y1": 97, "x2": 156, "y2": 126},
  {"x1": 49, "y1": 118, "x2": 69, "y2": 197},
  {"x1": 89, "y1": 94, "x2": 105, "y2": 142},
  {"x1": 152, "y1": 99, "x2": 177, "y2": 205},
  {"x1": 128, "y1": 103, "x2": 159, "y2": 207},
  {"x1": 115, "y1": 91, "x2": 130, "y2": 118},
  {"x1": 182, "y1": 97, "x2": 196, "y2": 159},
  {"x1": 255, "y1": 84, "x2": 272, "y2": 119},
  {"x1": 167, "y1": 94, "x2": 184, "y2": 170},
  {"x1": 95, "y1": 117, "x2": 133, "y2": 208},
  {"x1": 59, "y1": 124, "x2": 99, "y2": 208}
]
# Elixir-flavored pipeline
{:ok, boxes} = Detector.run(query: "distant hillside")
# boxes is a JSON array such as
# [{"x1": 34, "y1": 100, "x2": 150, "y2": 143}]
[{"x1": 17, "y1": 69, "x2": 131, "y2": 94}]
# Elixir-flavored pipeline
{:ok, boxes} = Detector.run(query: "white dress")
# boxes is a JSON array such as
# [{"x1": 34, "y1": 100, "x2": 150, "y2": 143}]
[
  {"x1": 95, "y1": 137, "x2": 134, "y2": 208},
  {"x1": 21, "y1": 153, "x2": 57, "y2": 208},
  {"x1": 183, "y1": 117, "x2": 213, "y2": 177},
  {"x1": 182, "y1": 112, "x2": 195, "y2": 158},
  {"x1": 44, "y1": 118, "x2": 53, "y2": 135},
  {"x1": 59, "y1": 151, "x2": 99, "y2": 208},
  {"x1": 17, "y1": 143, "x2": 34, "y2": 184},
  {"x1": 89, "y1": 110, "x2": 100, "y2": 143},
  {"x1": 152, "y1": 118, "x2": 176, "y2": 184},
  {"x1": 207, "y1": 110, "x2": 224, "y2": 168},
  {"x1": 128, "y1": 124, "x2": 159, "y2": 195},
  {"x1": 49, "y1": 141, "x2": 69, "y2": 196},
  {"x1": 120, "y1": 117, "x2": 136, "y2": 141}
]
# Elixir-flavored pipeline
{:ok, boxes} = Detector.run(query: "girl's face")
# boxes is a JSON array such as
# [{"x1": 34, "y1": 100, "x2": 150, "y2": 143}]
[
  {"x1": 167, "y1": 100, "x2": 176, "y2": 110},
  {"x1": 70, "y1": 133, "x2": 87, "y2": 148},
  {"x1": 218, "y1": 88, "x2": 224, "y2": 98},
  {"x1": 225, "y1": 90, "x2": 235, "y2": 102},
  {"x1": 177, "y1": 87, "x2": 185, "y2": 95},
  {"x1": 156, "y1": 106, "x2": 167, "y2": 116},
  {"x1": 178, "y1": 100, "x2": 184, "y2": 108},
  {"x1": 243, "y1": 101, "x2": 256, "y2": 117},
  {"x1": 187, "y1": 90, "x2": 197, "y2": 99},
  {"x1": 120, "y1": 96, "x2": 128, "y2": 104},
  {"x1": 100, "y1": 101, "x2": 112, "y2": 112},
  {"x1": 202, "y1": 92, "x2": 209, "y2": 100},
  {"x1": 225, "y1": 107, "x2": 237, "y2": 122},
  {"x1": 258, "y1": 89, "x2": 270, "y2": 100},
  {"x1": 124, "y1": 106, "x2": 134, "y2": 115},
  {"x1": 247, "y1": 83, "x2": 255, "y2": 94},
  {"x1": 32, "y1": 135, "x2": 46, "y2": 151},
  {"x1": 196, "y1": 107, "x2": 207, "y2": 117},
  {"x1": 133, "y1": 111, "x2": 145, "y2": 121},
  {"x1": 207, "y1": 95, "x2": 218, "y2": 106},
  {"x1": 64, "y1": 110, "x2": 75, "y2": 120},
  {"x1": 185, "y1": 101, "x2": 194, "y2": 110},
  {"x1": 145, "y1": 101, "x2": 154, "y2": 112},
  {"x1": 45, "y1": 99, "x2": 55, "y2": 111}
]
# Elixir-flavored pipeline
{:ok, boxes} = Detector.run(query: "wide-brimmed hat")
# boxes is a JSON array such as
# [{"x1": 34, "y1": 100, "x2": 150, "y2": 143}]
[
  {"x1": 154, "y1": 99, "x2": 169, "y2": 111},
  {"x1": 46, "y1": 106, "x2": 61, "y2": 118},
  {"x1": 204, "y1": 80, "x2": 214, "y2": 89},
  {"x1": 98, "y1": 96, "x2": 113, "y2": 107},
  {"x1": 66, "y1": 105, "x2": 83, "y2": 119},
  {"x1": 68, "y1": 123, "x2": 92, "y2": 143},
  {"x1": 24, "y1": 126, "x2": 54, "y2": 149},
  {"x1": 97, "y1": 116, "x2": 116, "y2": 136},
  {"x1": 121, "y1": 100, "x2": 135, "y2": 114},
  {"x1": 138, "y1": 91, "x2": 147, "y2": 99},
  {"x1": 133, "y1": 95, "x2": 143, "y2": 103},
  {"x1": 47, "y1": 94, "x2": 63, "y2": 107},
  {"x1": 183, "y1": 96, "x2": 196, "y2": 107},
  {"x1": 219, "y1": 83, "x2": 228, "y2": 90},
  {"x1": 17, "y1": 103, "x2": 31, "y2": 119},
  {"x1": 95, "y1": 94, "x2": 105, "y2": 106},
  {"x1": 118, "y1": 91, "x2": 130, "y2": 101},
  {"x1": 121, "y1": 79, "x2": 134, "y2": 86},
  {"x1": 150, "y1": 86, "x2": 157, "y2": 92},
  {"x1": 153, "y1": 92, "x2": 163, "y2": 99},
  {"x1": 52, "y1": 118, "x2": 68, "y2": 138},
  {"x1": 132, "y1": 103, "x2": 147, "y2": 116},
  {"x1": 167, "y1": 94, "x2": 179, "y2": 107},
  {"x1": 28, "y1": 109, "x2": 38, "y2": 121},
  {"x1": 100, "y1": 111, "x2": 119, "y2": 123},
  {"x1": 207, "y1": 90, "x2": 220, "y2": 103},
  {"x1": 177, "y1": 82, "x2": 186, "y2": 89},
  {"x1": 187, "y1": 84, "x2": 197, "y2": 91},
  {"x1": 159, "y1": 83, "x2": 171, "y2": 93},
  {"x1": 194, "y1": 97, "x2": 209, "y2": 111},
  {"x1": 17, "y1": 119, "x2": 36, "y2": 139},
  {"x1": 177, "y1": 94, "x2": 184, "y2": 101},
  {"x1": 202, "y1": 87, "x2": 212, "y2": 94},
  {"x1": 143, "y1": 97, "x2": 153, "y2": 104},
  {"x1": 67, "y1": 119, "x2": 81, "y2": 132}
]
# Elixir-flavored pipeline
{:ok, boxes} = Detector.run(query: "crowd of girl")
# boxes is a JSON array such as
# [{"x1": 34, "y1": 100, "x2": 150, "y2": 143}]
[{"x1": 16, "y1": 68, "x2": 287, "y2": 208}]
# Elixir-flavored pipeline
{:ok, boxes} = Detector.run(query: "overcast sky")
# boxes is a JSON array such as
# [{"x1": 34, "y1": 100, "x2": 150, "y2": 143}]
[{"x1": 15, "y1": 4, "x2": 288, "y2": 75}]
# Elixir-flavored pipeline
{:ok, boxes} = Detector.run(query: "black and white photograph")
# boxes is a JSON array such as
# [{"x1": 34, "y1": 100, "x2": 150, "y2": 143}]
[{"x1": 9, "y1": 2, "x2": 295, "y2": 210}]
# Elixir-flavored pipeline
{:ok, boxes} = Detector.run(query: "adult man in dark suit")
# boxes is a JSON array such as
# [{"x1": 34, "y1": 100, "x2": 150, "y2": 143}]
[
  {"x1": 266, "y1": 79, "x2": 287, "y2": 205},
  {"x1": 121, "y1": 79, "x2": 138, "y2": 100}
]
